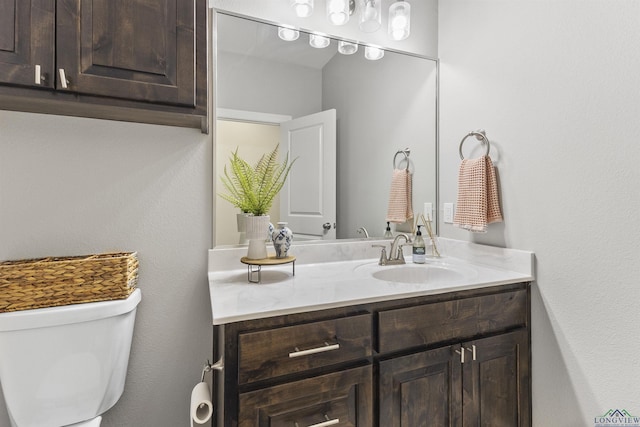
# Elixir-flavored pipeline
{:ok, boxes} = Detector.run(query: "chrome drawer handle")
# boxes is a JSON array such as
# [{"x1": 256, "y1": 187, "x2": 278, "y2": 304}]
[
  {"x1": 289, "y1": 342, "x2": 340, "y2": 358},
  {"x1": 296, "y1": 415, "x2": 340, "y2": 427}
]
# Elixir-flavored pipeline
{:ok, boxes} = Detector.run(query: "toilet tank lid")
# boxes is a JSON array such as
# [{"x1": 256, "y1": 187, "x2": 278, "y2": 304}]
[{"x1": 0, "y1": 288, "x2": 141, "y2": 332}]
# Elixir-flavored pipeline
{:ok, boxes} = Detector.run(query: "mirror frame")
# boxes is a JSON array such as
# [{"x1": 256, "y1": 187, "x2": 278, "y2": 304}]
[{"x1": 211, "y1": 10, "x2": 440, "y2": 248}]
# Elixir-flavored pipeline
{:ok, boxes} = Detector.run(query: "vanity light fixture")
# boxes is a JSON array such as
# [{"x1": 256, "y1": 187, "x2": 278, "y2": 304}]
[
  {"x1": 278, "y1": 26, "x2": 300, "y2": 41},
  {"x1": 338, "y1": 40, "x2": 358, "y2": 55},
  {"x1": 359, "y1": 0, "x2": 381, "y2": 33},
  {"x1": 388, "y1": 0, "x2": 411, "y2": 41},
  {"x1": 292, "y1": 0, "x2": 314, "y2": 18},
  {"x1": 326, "y1": 0, "x2": 350, "y2": 26},
  {"x1": 364, "y1": 45, "x2": 384, "y2": 60},
  {"x1": 309, "y1": 33, "x2": 331, "y2": 48}
]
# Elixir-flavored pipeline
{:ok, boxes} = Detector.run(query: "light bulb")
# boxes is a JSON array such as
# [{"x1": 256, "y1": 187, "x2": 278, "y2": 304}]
[
  {"x1": 364, "y1": 5, "x2": 377, "y2": 20},
  {"x1": 278, "y1": 27, "x2": 300, "y2": 41},
  {"x1": 309, "y1": 33, "x2": 330, "y2": 48},
  {"x1": 359, "y1": 0, "x2": 381, "y2": 33},
  {"x1": 338, "y1": 41, "x2": 358, "y2": 55},
  {"x1": 292, "y1": 0, "x2": 314, "y2": 18},
  {"x1": 364, "y1": 46, "x2": 384, "y2": 60},
  {"x1": 327, "y1": 0, "x2": 350, "y2": 25},
  {"x1": 388, "y1": 1, "x2": 411, "y2": 41}
]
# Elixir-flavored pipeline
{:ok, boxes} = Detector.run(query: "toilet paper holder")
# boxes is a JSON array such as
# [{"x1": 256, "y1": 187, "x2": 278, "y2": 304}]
[{"x1": 201, "y1": 357, "x2": 224, "y2": 382}]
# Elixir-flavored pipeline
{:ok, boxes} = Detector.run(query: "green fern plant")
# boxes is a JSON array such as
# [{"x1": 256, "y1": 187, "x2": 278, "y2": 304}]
[{"x1": 218, "y1": 145, "x2": 297, "y2": 216}]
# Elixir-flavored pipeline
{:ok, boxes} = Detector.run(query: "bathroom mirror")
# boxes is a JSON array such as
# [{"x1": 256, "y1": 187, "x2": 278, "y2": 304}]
[{"x1": 214, "y1": 12, "x2": 438, "y2": 245}]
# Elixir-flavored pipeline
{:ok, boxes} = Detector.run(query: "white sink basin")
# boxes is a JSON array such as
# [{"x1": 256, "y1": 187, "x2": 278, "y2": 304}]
[{"x1": 355, "y1": 260, "x2": 477, "y2": 284}]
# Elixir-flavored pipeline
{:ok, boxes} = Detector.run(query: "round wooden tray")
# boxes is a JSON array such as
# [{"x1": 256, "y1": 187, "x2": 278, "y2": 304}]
[{"x1": 240, "y1": 255, "x2": 296, "y2": 266}]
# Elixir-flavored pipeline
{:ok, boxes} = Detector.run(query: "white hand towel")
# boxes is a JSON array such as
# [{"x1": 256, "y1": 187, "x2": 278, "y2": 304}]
[
  {"x1": 386, "y1": 168, "x2": 414, "y2": 223},
  {"x1": 453, "y1": 155, "x2": 502, "y2": 232}
]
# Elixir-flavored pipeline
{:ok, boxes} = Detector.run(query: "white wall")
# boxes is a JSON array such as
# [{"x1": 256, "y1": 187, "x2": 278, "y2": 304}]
[
  {"x1": 322, "y1": 51, "x2": 437, "y2": 238},
  {"x1": 0, "y1": 111, "x2": 212, "y2": 427},
  {"x1": 217, "y1": 51, "x2": 322, "y2": 117},
  {"x1": 438, "y1": 1, "x2": 640, "y2": 424}
]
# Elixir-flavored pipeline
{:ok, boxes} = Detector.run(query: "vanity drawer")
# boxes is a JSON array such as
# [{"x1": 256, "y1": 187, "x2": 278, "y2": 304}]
[
  {"x1": 378, "y1": 289, "x2": 527, "y2": 354},
  {"x1": 238, "y1": 365, "x2": 373, "y2": 427},
  {"x1": 238, "y1": 314, "x2": 372, "y2": 384}
]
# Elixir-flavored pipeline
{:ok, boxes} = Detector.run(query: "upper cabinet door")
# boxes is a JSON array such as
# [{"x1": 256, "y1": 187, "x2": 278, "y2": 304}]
[
  {"x1": 0, "y1": 0, "x2": 55, "y2": 88},
  {"x1": 56, "y1": 0, "x2": 196, "y2": 106}
]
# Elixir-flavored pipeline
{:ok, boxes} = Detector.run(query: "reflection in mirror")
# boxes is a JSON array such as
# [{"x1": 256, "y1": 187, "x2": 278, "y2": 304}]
[{"x1": 214, "y1": 12, "x2": 437, "y2": 246}]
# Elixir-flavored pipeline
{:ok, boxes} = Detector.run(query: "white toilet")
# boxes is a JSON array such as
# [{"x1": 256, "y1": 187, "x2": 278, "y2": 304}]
[{"x1": 0, "y1": 288, "x2": 142, "y2": 427}]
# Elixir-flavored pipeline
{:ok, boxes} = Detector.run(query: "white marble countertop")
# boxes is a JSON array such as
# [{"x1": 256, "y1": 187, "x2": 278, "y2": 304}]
[{"x1": 208, "y1": 238, "x2": 535, "y2": 325}]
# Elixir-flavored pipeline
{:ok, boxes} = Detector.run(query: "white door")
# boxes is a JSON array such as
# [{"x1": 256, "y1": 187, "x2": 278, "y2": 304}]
[{"x1": 280, "y1": 109, "x2": 336, "y2": 240}]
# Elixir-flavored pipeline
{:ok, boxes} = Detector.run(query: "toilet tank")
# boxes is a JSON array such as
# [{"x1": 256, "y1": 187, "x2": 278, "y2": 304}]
[{"x1": 0, "y1": 289, "x2": 141, "y2": 427}]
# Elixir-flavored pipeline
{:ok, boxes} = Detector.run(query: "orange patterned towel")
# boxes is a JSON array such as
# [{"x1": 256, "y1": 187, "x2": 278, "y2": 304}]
[
  {"x1": 386, "y1": 168, "x2": 414, "y2": 223},
  {"x1": 453, "y1": 156, "x2": 502, "y2": 232}
]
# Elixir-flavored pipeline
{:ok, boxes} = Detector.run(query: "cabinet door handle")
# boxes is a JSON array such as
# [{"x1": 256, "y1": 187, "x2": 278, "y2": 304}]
[
  {"x1": 465, "y1": 344, "x2": 477, "y2": 361},
  {"x1": 289, "y1": 342, "x2": 340, "y2": 358},
  {"x1": 455, "y1": 347, "x2": 465, "y2": 363},
  {"x1": 306, "y1": 415, "x2": 340, "y2": 427},
  {"x1": 35, "y1": 65, "x2": 45, "y2": 85},
  {"x1": 58, "y1": 68, "x2": 69, "y2": 89}
]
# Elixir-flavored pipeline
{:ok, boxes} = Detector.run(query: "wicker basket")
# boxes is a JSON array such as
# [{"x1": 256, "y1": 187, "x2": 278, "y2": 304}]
[{"x1": 0, "y1": 252, "x2": 138, "y2": 313}]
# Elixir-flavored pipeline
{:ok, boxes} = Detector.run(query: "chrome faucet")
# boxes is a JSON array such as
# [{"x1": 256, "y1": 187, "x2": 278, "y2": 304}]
[
  {"x1": 373, "y1": 233, "x2": 409, "y2": 266},
  {"x1": 356, "y1": 227, "x2": 369, "y2": 238}
]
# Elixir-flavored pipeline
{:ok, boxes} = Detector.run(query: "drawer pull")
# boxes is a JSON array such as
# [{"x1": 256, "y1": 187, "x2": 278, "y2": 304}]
[
  {"x1": 296, "y1": 414, "x2": 340, "y2": 427},
  {"x1": 289, "y1": 342, "x2": 340, "y2": 358}
]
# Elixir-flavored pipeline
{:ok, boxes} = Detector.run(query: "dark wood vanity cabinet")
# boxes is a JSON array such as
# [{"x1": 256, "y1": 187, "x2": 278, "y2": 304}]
[
  {"x1": 379, "y1": 330, "x2": 530, "y2": 427},
  {"x1": 214, "y1": 283, "x2": 531, "y2": 427},
  {"x1": 0, "y1": 0, "x2": 207, "y2": 130}
]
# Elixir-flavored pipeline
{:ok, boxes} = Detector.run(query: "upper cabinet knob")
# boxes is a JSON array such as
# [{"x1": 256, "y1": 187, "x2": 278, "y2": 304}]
[
  {"x1": 58, "y1": 68, "x2": 69, "y2": 89},
  {"x1": 35, "y1": 65, "x2": 45, "y2": 85}
]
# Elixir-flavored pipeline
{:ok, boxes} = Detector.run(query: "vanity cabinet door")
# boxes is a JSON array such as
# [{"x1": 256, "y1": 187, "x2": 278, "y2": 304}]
[
  {"x1": 379, "y1": 346, "x2": 462, "y2": 427},
  {"x1": 0, "y1": 0, "x2": 54, "y2": 88},
  {"x1": 56, "y1": 0, "x2": 197, "y2": 106},
  {"x1": 238, "y1": 365, "x2": 373, "y2": 427},
  {"x1": 462, "y1": 330, "x2": 530, "y2": 427}
]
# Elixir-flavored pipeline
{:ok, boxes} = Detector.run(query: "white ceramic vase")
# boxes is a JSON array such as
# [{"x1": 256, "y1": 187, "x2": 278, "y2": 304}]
[{"x1": 244, "y1": 215, "x2": 270, "y2": 260}]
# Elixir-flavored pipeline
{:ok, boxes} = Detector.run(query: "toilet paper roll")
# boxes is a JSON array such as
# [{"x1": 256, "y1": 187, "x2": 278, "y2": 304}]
[{"x1": 190, "y1": 382, "x2": 213, "y2": 426}]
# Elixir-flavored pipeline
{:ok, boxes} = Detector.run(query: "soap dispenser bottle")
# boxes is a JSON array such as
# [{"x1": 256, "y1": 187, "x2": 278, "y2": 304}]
[
  {"x1": 384, "y1": 222, "x2": 393, "y2": 238},
  {"x1": 412, "y1": 225, "x2": 426, "y2": 264}
]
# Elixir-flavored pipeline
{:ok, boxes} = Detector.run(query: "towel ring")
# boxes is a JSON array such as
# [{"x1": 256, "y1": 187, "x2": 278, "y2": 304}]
[
  {"x1": 393, "y1": 148, "x2": 410, "y2": 170},
  {"x1": 459, "y1": 130, "x2": 491, "y2": 160}
]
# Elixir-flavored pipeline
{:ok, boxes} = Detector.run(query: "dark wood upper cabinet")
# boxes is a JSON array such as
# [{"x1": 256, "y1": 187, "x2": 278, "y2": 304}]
[
  {"x1": 0, "y1": 0, "x2": 55, "y2": 88},
  {"x1": 56, "y1": 0, "x2": 197, "y2": 106},
  {"x1": 0, "y1": 0, "x2": 207, "y2": 130}
]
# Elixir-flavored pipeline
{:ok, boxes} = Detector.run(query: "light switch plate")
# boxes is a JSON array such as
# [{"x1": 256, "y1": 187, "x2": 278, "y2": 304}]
[{"x1": 444, "y1": 203, "x2": 454, "y2": 223}]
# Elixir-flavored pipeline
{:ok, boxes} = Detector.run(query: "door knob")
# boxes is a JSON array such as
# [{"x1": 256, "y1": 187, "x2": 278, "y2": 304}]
[{"x1": 323, "y1": 222, "x2": 332, "y2": 230}]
